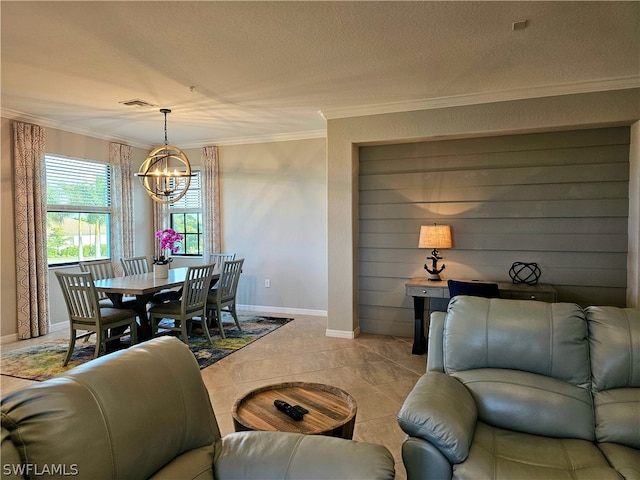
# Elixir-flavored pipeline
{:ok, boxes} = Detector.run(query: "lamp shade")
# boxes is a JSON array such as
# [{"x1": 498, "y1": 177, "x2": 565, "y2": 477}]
[{"x1": 418, "y1": 225, "x2": 452, "y2": 249}]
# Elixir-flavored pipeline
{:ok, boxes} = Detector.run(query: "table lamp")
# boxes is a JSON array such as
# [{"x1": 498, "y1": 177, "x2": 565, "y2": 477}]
[{"x1": 418, "y1": 224, "x2": 452, "y2": 281}]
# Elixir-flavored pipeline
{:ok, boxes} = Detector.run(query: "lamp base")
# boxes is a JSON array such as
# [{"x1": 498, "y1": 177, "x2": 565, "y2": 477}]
[{"x1": 427, "y1": 273, "x2": 443, "y2": 282}]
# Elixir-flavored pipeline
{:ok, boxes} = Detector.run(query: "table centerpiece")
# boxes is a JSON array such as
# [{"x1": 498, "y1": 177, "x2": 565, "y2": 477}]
[{"x1": 153, "y1": 228, "x2": 183, "y2": 278}]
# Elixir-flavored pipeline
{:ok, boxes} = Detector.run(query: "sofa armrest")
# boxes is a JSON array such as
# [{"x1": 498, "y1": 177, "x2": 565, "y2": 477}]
[
  {"x1": 397, "y1": 372, "x2": 477, "y2": 463},
  {"x1": 214, "y1": 431, "x2": 395, "y2": 480},
  {"x1": 402, "y1": 436, "x2": 453, "y2": 480}
]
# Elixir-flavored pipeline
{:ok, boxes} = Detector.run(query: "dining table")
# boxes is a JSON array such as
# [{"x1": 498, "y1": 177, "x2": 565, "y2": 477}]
[{"x1": 93, "y1": 267, "x2": 220, "y2": 340}]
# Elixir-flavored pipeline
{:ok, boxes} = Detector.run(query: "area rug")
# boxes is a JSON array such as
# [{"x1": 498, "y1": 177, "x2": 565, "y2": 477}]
[{"x1": 0, "y1": 315, "x2": 292, "y2": 382}]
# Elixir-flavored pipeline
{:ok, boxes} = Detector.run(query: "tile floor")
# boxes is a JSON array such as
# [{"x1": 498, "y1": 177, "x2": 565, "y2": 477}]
[{"x1": 1, "y1": 312, "x2": 427, "y2": 479}]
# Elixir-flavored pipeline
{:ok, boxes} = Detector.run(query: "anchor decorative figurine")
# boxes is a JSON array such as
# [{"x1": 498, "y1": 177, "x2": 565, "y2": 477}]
[{"x1": 418, "y1": 224, "x2": 453, "y2": 281}]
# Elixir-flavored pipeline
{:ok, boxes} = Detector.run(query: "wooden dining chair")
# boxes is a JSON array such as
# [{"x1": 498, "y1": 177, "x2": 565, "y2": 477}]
[
  {"x1": 55, "y1": 271, "x2": 138, "y2": 366},
  {"x1": 79, "y1": 259, "x2": 116, "y2": 306},
  {"x1": 208, "y1": 253, "x2": 236, "y2": 289},
  {"x1": 121, "y1": 256, "x2": 180, "y2": 303},
  {"x1": 121, "y1": 256, "x2": 150, "y2": 276},
  {"x1": 149, "y1": 264, "x2": 216, "y2": 346},
  {"x1": 207, "y1": 258, "x2": 244, "y2": 339},
  {"x1": 209, "y1": 253, "x2": 236, "y2": 268}
]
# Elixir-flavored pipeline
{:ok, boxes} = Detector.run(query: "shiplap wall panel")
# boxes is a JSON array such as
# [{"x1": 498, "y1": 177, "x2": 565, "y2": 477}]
[
  {"x1": 357, "y1": 127, "x2": 630, "y2": 337},
  {"x1": 360, "y1": 182, "x2": 627, "y2": 204},
  {"x1": 360, "y1": 163, "x2": 628, "y2": 191},
  {"x1": 360, "y1": 128, "x2": 630, "y2": 161},
  {"x1": 361, "y1": 145, "x2": 630, "y2": 175}
]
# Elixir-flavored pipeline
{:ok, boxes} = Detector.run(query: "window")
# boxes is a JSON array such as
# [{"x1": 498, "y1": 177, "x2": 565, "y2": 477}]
[
  {"x1": 170, "y1": 170, "x2": 203, "y2": 256},
  {"x1": 46, "y1": 155, "x2": 111, "y2": 266}
]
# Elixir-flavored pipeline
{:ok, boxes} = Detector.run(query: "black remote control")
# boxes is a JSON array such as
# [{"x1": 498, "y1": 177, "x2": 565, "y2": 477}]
[{"x1": 274, "y1": 399, "x2": 308, "y2": 421}]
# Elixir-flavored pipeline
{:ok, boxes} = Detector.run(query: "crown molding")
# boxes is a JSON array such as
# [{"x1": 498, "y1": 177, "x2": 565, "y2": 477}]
[
  {"x1": 4, "y1": 76, "x2": 637, "y2": 148},
  {"x1": 180, "y1": 129, "x2": 326, "y2": 148},
  {"x1": 319, "y1": 76, "x2": 640, "y2": 120},
  {"x1": 0, "y1": 108, "x2": 153, "y2": 149},
  {"x1": 1, "y1": 107, "x2": 326, "y2": 148}
]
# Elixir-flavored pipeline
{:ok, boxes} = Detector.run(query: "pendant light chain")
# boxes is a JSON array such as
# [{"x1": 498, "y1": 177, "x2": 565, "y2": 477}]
[{"x1": 164, "y1": 110, "x2": 168, "y2": 145}]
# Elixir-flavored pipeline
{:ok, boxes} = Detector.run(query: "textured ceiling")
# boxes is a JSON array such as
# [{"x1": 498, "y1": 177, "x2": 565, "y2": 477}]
[{"x1": 1, "y1": 1, "x2": 639, "y2": 147}]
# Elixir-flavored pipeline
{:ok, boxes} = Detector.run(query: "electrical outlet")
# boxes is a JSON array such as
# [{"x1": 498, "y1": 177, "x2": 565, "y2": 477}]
[{"x1": 265, "y1": 279, "x2": 271, "y2": 288}]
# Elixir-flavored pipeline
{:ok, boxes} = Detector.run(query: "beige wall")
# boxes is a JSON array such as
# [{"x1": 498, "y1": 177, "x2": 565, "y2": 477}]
[
  {"x1": 327, "y1": 89, "x2": 640, "y2": 337},
  {"x1": 171, "y1": 139, "x2": 328, "y2": 314},
  {"x1": 0, "y1": 118, "x2": 15, "y2": 338},
  {"x1": 219, "y1": 139, "x2": 328, "y2": 313}
]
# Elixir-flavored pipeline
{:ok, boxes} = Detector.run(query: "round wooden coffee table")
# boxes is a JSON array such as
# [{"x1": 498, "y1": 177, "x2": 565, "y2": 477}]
[{"x1": 232, "y1": 382, "x2": 357, "y2": 439}]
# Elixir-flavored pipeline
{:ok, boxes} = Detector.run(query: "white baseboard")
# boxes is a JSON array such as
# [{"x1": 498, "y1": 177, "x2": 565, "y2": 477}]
[
  {"x1": 49, "y1": 322, "x2": 67, "y2": 333},
  {"x1": 325, "y1": 326, "x2": 361, "y2": 339},
  {"x1": 236, "y1": 304, "x2": 327, "y2": 317},
  {"x1": 1, "y1": 322, "x2": 67, "y2": 345},
  {"x1": 0, "y1": 333, "x2": 18, "y2": 345}
]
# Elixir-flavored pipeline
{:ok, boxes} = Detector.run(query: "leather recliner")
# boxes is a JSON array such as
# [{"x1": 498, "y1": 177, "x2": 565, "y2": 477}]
[
  {"x1": 1, "y1": 336, "x2": 395, "y2": 480},
  {"x1": 397, "y1": 296, "x2": 639, "y2": 480}
]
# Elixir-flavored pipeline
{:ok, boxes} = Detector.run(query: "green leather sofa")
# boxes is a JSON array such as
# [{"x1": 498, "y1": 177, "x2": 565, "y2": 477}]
[
  {"x1": 398, "y1": 296, "x2": 639, "y2": 480},
  {"x1": 1, "y1": 336, "x2": 395, "y2": 480}
]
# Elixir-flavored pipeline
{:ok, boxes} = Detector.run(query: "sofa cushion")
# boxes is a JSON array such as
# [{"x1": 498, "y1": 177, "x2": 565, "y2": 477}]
[
  {"x1": 149, "y1": 445, "x2": 215, "y2": 480},
  {"x1": 0, "y1": 427, "x2": 22, "y2": 480},
  {"x1": 587, "y1": 306, "x2": 640, "y2": 449},
  {"x1": 598, "y1": 442, "x2": 640, "y2": 480},
  {"x1": 453, "y1": 422, "x2": 621, "y2": 480},
  {"x1": 215, "y1": 431, "x2": 396, "y2": 480},
  {"x1": 444, "y1": 297, "x2": 590, "y2": 388},
  {"x1": 587, "y1": 306, "x2": 640, "y2": 391},
  {"x1": 593, "y1": 388, "x2": 640, "y2": 449},
  {"x1": 453, "y1": 368, "x2": 594, "y2": 440}
]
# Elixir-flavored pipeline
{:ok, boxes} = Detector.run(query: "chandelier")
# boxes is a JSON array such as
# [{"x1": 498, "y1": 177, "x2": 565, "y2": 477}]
[{"x1": 134, "y1": 108, "x2": 194, "y2": 204}]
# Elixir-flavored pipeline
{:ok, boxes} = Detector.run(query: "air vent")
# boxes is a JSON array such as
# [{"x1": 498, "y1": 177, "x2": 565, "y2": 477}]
[{"x1": 119, "y1": 99, "x2": 156, "y2": 108}]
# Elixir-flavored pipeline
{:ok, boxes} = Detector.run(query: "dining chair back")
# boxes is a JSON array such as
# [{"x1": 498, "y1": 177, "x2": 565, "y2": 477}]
[
  {"x1": 208, "y1": 253, "x2": 236, "y2": 290},
  {"x1": 55, "y1": 271, "x2": 138, "y2": 366},
  {"x1": 79, "y1": 259, "x2": 115, "y2": 304},
  {"x1": 149, "y1": 264, "x2": 216, "y2": 345},
  {"x1": 121, "y1": 256, "x2": 150, "y2": 275},
  {"x1": 447, "y1": 279, "x2": 500, "y2": 299},
  {"x1": 207, "y1": 258, "x2": 244, "y2": 339},
  {"x1": 209, "y1": 253, "x2": 236, "y2": 270}
]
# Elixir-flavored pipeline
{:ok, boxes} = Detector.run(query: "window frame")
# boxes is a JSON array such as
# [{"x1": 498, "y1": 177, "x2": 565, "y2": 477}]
[
  {"x1": 169, "y1": 170, "x2": 203, "y2": 257},
  {"x1": 45, "y1": 155, "x2": 113, "y2": 267}
]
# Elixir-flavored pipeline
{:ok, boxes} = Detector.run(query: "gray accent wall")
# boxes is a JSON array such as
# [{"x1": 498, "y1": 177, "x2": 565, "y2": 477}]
[{"x1": 358, "y1": 127, "x2": 630, "y2": 337}]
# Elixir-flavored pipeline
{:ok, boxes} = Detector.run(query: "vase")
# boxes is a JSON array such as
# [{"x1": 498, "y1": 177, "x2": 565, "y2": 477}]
[{"x1": 154, "y1": 263, "x2": 169, "y2": 279}]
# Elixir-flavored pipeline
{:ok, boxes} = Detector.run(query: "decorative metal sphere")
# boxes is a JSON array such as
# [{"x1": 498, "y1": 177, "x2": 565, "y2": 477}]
[{"x1": 135, "y1": 144, "x2": 193, "y2": 204}]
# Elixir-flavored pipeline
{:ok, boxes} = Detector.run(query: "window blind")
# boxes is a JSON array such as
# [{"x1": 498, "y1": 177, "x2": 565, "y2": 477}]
[
  {"x1": 170, "y1": 170, "x2": 201, "y2": 210},
  {"x1": 46, "y1": 155, "x2": 111, "y2": 210}
]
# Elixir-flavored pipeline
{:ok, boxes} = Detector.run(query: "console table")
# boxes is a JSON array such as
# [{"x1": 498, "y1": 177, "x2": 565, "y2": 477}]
[{"x1": 405, "y1": 278, "x2": 557, "y2": 355}]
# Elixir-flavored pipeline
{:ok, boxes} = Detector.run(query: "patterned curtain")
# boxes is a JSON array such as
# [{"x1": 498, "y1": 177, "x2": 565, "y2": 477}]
[
  {"x1": 110, "y1": 143, "x2": 134, "y2": 276},
  {"x1": 152, "y1": 200, "x2": 169, "y2": 260},
  {"x1": 13, "y1": 121, "x2": 49, "y2": 339},
  {"x1": 202, "y1": 146, "x2": 221, "y2": 260}
]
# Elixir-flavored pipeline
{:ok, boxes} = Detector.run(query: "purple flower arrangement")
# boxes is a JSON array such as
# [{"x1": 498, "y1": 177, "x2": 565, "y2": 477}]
[{"x1": 153, "y1": 228, "x2": 183, "y2": 265}]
